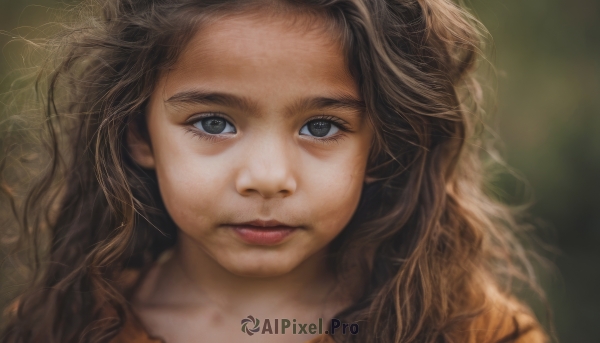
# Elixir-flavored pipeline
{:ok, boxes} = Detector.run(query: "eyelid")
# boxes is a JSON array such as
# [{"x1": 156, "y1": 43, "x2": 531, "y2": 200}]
[
  {"x1": 301, "y1": 115, "x2": 352, "y2": 132},
  {"x1": 298, "y1": 115, "x2": 351, "y2": 146},
  {"x1": 185, "y1": 112, "x2": 235, "y2": 126},
  {"x1": 185, "y1": 112, "x2": 237, "y2": 143},
  {"x1": 184, "y1": 126, "x2": 229, "y2": 143},
  {"x1": 184, "y1": 113, "x2": 351, "y2": 144}
]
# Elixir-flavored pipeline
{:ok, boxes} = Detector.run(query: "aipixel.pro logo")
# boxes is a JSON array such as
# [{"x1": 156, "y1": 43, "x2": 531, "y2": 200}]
[
  {"x1": 240, "y1": 315, "x2": 261, "y2": 336},
  {"x1": 240, "y1": 316, "x2": 359, "y2": 336}
]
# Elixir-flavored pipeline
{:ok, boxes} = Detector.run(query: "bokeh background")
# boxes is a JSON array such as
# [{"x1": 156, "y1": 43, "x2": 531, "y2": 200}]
[{"x1": 0, "y1": 0, "x2": 598, "y2": 342}]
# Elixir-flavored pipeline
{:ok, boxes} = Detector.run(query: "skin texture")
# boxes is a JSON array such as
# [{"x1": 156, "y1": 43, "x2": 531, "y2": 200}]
[{"x1": 128, "y1": 11, "x2": 373, "y2": 343}]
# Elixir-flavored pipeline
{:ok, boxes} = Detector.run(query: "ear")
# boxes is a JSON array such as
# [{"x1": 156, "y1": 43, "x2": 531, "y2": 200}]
[{"x1": 126, "y1": 120, "x2": 155, "y2": 169}]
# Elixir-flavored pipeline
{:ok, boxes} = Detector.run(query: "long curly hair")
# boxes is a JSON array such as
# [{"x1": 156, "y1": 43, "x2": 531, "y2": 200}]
[{"x1": 0, "y1": 0, "x2": 546, "y2": 342}]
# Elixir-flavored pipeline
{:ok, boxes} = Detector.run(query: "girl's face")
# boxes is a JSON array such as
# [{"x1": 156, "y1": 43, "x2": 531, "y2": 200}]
[{"x1": 131, "y1": 12, "x2": 373, "y2": 277}]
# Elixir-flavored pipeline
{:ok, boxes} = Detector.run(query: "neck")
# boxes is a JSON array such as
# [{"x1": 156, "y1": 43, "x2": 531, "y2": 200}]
[{"x1": 139, "y1": 232, "x2": 341, "y2": 317}]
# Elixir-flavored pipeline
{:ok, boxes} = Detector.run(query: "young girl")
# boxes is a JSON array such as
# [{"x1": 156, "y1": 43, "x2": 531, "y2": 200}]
[{"x1": 0, "y1": 0, "x2": 549, "y2": 342}]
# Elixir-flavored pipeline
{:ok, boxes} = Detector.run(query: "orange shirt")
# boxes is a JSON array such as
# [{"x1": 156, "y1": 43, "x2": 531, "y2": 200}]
[
  {"x1": 8, "y1": 265, "x2": 547, "y2": 342},
  {"x1": 110, "y1": 314, "x2": 335, "y2": 343},
  {"x1": 109, "y1": 300, "x2": 546, "y2": 343},
  {"x1": 7, "y1": 292, "x2": 546, "y2": 343},
  {"x1": 107, "y1": 252, "x2": 546, "y2": 343}
]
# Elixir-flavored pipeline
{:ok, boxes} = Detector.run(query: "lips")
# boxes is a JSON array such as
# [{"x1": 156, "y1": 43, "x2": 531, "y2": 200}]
[{"x1": 226, "y1": 219, "x2": 299, "y2": 245}]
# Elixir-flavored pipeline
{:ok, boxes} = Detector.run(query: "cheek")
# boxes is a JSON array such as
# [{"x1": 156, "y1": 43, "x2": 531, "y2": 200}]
[
  {"x1": 151, "y1": 134, "x2": 229, "y2": 234},
  {"x1": 158, "y1": 168, "x2": 212, "y2": 231},
  {"x1": 304, "y1": 150, "x2": 367, "y2": 237}
]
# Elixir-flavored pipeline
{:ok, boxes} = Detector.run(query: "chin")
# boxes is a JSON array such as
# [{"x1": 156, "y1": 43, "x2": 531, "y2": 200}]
[{"x1": 222, "y1": 257, "x2": 299, "y2": 278}]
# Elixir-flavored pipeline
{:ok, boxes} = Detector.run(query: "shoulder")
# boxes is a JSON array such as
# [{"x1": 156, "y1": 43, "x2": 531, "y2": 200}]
[
  {"x1": 470, "y1": 285, "x2": 548, "y2": 343},
  {"x1": 110, "y1": 317, "x2": 164, "y2": 343}
]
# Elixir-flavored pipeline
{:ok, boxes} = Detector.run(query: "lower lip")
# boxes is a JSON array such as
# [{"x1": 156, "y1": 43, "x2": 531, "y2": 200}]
[{"x1": 231, "y1": 226, "x2": 297, "y2": 245}]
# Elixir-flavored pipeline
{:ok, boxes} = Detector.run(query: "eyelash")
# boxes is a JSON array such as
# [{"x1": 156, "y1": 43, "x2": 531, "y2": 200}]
[
  {"x1": 301, "y1": 115, "x2": 350, "y2": 144},
  {"x1": 184, "y1": 113, "x2": 233, "y2": 143},
  {"x1": 185, "y1": 113, "x2": 351, "y2": 144}
]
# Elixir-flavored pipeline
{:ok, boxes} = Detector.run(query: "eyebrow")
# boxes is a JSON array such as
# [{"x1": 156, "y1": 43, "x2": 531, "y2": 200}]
[
  {"x1": 166, "y1": 90, "x2": 259, "y2": 115},
  {"x1": 165, "y1": 90, "x2": 365, "y2": 117},
  {"x1": 287, "y1": 95, "x2": 366, "y2": 117}
]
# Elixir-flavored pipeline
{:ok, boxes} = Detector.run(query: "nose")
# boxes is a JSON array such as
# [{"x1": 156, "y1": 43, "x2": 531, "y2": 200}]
[{"x1": 235, "y1": 134, "x2": 297, "y2": 199}]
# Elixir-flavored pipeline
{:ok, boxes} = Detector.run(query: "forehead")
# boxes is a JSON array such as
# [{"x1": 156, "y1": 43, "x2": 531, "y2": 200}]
[{"x1": 159, "y1": 11, "x2": 358, "y2": 100}]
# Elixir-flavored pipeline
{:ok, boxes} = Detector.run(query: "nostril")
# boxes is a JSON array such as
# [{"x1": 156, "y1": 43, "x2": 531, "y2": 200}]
[{"x1": 235, "y1": 167, "x2": 296, "y2": 198}]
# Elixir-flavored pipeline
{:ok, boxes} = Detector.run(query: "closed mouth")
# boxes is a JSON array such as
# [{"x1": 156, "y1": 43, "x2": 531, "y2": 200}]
[
  {"x1": 231, "y1": 219, "x2": 296, "y2": 228},
  {"x1": 224, "y1": 219, "x2": 300, "y2": 245}
]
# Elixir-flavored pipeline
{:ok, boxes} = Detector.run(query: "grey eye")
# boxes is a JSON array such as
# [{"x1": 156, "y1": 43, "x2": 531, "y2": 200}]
[
  {"x1": 300, "y1": 120, "x2": 339, "y2": 138},
  {"x1": 194, "y1": 117, "x2": 236, "y2": 134}
]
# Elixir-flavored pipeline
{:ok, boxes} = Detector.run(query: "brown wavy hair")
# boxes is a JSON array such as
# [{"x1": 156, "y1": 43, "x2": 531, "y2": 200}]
[{"x1": 0, "y1": 0, "x2": 547, "y2": 342}]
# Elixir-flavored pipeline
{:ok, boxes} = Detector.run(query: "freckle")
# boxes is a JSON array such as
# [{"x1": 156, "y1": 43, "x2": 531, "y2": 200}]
[{"x1": 210, "y1": 311, "x2": 224, "y2": 325}]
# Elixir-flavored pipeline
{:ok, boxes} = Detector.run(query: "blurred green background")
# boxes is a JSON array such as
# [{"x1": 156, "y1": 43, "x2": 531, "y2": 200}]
[
  {"x1": 0, "y1": 0, "x2": 598, "y2": 342},
  {"x1": 470, "y1": 1, "x2": 600, "y2": 342}
]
